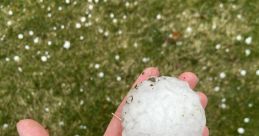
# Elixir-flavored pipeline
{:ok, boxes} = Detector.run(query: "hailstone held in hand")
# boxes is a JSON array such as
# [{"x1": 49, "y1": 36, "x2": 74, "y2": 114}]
[{"x1": 122, "y1": 76, "x2": 206, "y2": 136}]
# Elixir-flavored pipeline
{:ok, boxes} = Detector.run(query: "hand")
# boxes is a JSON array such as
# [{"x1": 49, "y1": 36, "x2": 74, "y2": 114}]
[
  {"x1": 104, "y1": 67, "x2": 209, "y2": 136},
  {"x1": 16, "y1": 67, "x2": 209, "y2": 136}
]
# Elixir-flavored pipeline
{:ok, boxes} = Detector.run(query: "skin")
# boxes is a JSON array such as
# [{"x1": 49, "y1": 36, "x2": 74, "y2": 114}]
[{"x1": 16, "y1": 67, "x2": 209, "y2": 136}]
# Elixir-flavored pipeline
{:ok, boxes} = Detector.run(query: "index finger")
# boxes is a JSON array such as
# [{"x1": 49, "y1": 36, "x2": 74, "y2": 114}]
[{"x1": 104, "y1": 67, "x2": 160, "y2": 136}]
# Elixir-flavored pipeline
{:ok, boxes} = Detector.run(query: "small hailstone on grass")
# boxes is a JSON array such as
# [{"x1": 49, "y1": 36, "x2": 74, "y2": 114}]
[
  {"x1": 94, "y1": 64, "x2": 100, "y2": 69},
  {"x1": 123, "y1": 15, "x2": 127, "y2": 20},
  {"x1": 142, "y1": 57, "x2": 150, "y2": 63},
  {"x1": 118, "y1": 30, "x2": 122, "y2": 35},
  {"x1": 244, "y1": 117, "x2": 250, "y2": 123},
  {"x1": 47, "y1": 13, "x2": 52, "y2": 18},
  {"x1": 58, "y1": 6, "x2": 63, "y2": 11},
  {"x1": 41, "y1": 56, "x2": 48, "y2": 62},
  {"x1": 236, "y1": 35, "x2": 242, "y2": 41},
  {"x1": 87, "y1": 16, "x2": 92, "y2": 20},
  {"x1": 58, "y1": 102, "x2": 62, "y2": 106},
  {"x1": 125, "y1": 2, "x2": 130, "y2": 7},
  {"x1": 112, "y1": 18, "x2": 118, "y2": 24},
  {"x1": 214, "y1": 86, "x2": 220, "y2": 92},
  {"x1": 80, "y1": 100, "x2": 84, "y2": 105},
  {"x1": 225, "y1": 48, "x2": 230, "y2": 53},
  {"x1": 7, "y1": 20, "x2": 12, "y2": 26},
  {"x1": 79, "y1": 125, "x2": 87, "y2": 129},
  {"x1": 18, "y1": 67, "x2": 23, "y2": 72},
  {"x1": 88, "y1": 4, "x2": 94, "y2": 10},
  {"x1": 80, "y1": 88, "x2": 84, "y2": 92},
  {"x1": 133, "y1": 42, "x2": 138, "y2": 48},
  {"x1": 13, "y1": 56, "x2": 20, "y2": 62},
  {"x1": 25, "y1": 45, "x2": 30, "y2": 50},
  {"x1": 8, "y1": 10, "x2": 13, "y2": 15},
  {"x1": 18, "y1": 34, "x2": 24, "y2": 39},
  {"x1": 48, "y1": 41, "x2": 52, "y2": 46},
  {"x1": 220, "y1": 103, "x2": 227, "y2": 109},
  {"x1": 245, "y1": 36, "x2": 252, "y2": 45},
  {"x1": 34, "y1": 37, "x2": 39, "y2": 43},
  {"x1": 240, "y1": 69, "x2": 246, "y2": 76},
  {"x1": 60, "y1": 25, "x2": 65, "y2": 29},
  {"x1": 63, "y1": 41, "x2": 71, "y2": 49},
  {"x1": 186, "y1": 26, "x2": 192, "y2": 33},
  {"x1": 237, "y1": 14, "x2": 242, "y2": 19},
  {"x1": 59, "y1": 121, "x2": 64, "y2": 126},
  {"x1": 237, "y1": 127, "x2": 245, "y2": 134},
  {"x1": 221, "y1": 98, "x2": 226, "y2": 103},
  {"x1": 94, "y1": 0, "x2": 99, "y2": 3},
  {"x1": 5, "y1": 57, "x2": 10, "y2": 62},
  {"x1": 212, "y1": 23, "x2": 216, "y2": 30},
  {"x1": 75, "y1": 23, "x2": 81, "y2": 29},
  {"x1": 95, "y1": 17, "x2": 100, "y2": 22},
  {"x1": 116, "y1": 76, "x2": 121, "y2": 81},
  {"x1": 245, "y1": 49, "x2": 251, "y2": 56},
  {"x1": 29, "y1": 30, "x2": 34, "y2": 36},
  {"x1": 110, "y1": 13, "x2": 114, "y2": 18},
  {"x1": 219, "y1": 72, "x2": 226, "y2": 79},
  {"x1": 98, "y1": 28, "x2": 104, "y2": 33},
  {"x1": 65, "y1": 0, "x2": 70, "y2": 4},
  {"x1": 256, "y1": 70, "x2": 259, "y2": 76},
  {"x1": 237, "y1": 86, "x2": 240, "y2": 90},
  {"x1": 45, "y1": 107, "x2": 49, "y2": 112},
  {"x1": 115, "y1": 55, "x2": 120, "y2": 60},
  {"x1": 106, "y1": 96, "x2": 111, "y2": 102},
  {"x1": 47, "y1": 6, "x2": 51, "y2": 11},
  {"x1": 156, "y1": 14, "x2": 162, "y2": 20},
  {"x1": 2, "y1": 123, "x2": 8, "y2": 129},
  {"x1": 104, "y1": 31, "x2": 109, "y2": 37},
  {"x1": 80, "y1": 36, "x2": 84, "y2": 40},
  {"x1": 219, "y1": 3, "x2": 224, "y2": 8},
  {"x1": 248, "y1": 103, "x2": 253, "y2": 108},
  {"x1": 80, "y1": 16, "x2": 86, "y2": 22},
  {"x1": 215, "y1": 44, "x2": 221, "y2": 49},
  {"x1": 36, "y1": 51, "x2": 41, "y2": 55},
  {"x1": 98, "y1": 72, "x2": 104, "y2": 78},
  {"x1": 176, "y1": 41, "x2": 183, "y2": 46}
]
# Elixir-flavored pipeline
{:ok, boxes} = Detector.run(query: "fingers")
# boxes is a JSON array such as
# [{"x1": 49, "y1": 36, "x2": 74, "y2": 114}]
[
  {"x1": 197, "y1": 92, "x2": 208, "y2": 109},
  {"x1": 203, "y1": 126, "x2": 209, "y2": 136},
  {"x1": 16, "y1": 119, "x2": 49, "y2": 136},
  {"x1": 178, "y1": 72, "x2": 209, "y2": 135},
  {"x1": 178, "y1": 72, "x2": 198, "y2": 89},
  {"x1": 104, "y1": 67, "x2": 160, "y2": 136},
  {"x1": 178, "y1": 72, "x2": 208, "y2": 109}
]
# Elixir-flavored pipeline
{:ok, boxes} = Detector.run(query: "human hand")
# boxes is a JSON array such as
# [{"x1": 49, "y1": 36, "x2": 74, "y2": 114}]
[
  {"x1": 104, "y1": 67, "x2": 209, "y2": 136},
  {"x1": 16, "y1": 67, "x2": 209, "y2": 136}
]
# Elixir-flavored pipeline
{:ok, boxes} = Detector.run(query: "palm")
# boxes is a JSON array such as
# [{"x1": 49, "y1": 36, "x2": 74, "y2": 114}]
[{"x1": 17, "y1": 67, "x2": 209, "y2": 136}]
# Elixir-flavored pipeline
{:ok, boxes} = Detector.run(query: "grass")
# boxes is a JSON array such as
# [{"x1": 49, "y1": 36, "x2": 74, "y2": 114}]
[{"x1": 1, "y1": 0, "x2": 259, "y2": 135}]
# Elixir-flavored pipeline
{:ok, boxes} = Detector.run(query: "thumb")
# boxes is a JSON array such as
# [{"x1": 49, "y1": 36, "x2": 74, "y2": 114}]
[{"x1": 17, "y1": 119, "x2": 49, "y2": 136}]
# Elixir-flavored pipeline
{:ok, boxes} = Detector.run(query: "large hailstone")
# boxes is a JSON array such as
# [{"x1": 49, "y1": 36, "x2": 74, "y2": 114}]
[{"x1": 122, "y1": 76, "x2": 206, "y2": 136}]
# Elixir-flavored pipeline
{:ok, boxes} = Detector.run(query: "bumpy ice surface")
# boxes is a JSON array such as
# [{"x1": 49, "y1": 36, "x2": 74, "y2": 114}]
[{"x1": 122, "y1": 76, "x2": 206, "y2": 136}]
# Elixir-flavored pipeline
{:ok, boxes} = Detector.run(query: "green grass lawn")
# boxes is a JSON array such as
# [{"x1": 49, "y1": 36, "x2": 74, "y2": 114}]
[{"x1": 1, "y1": 0, "x2": 259, "y2": 135}]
